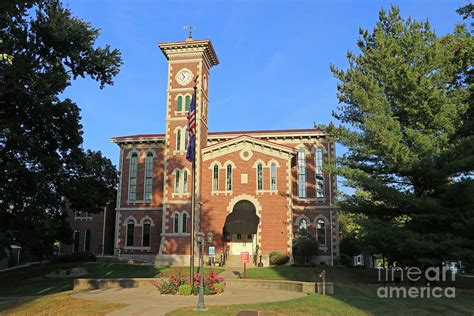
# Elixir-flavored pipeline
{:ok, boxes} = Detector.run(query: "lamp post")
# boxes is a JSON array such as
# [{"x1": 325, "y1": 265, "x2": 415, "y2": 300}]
[{"x1": 195, "y1": 231, "x2": 214, "y2": 311}]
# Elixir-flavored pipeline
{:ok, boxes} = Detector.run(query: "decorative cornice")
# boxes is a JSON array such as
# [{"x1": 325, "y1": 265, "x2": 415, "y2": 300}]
[
  {"x1": 202, "y1": 135, "x2": 295, "y2": 161},
  {"x1": 158, "y1": 39, "x2": 219, "y2": 68}
]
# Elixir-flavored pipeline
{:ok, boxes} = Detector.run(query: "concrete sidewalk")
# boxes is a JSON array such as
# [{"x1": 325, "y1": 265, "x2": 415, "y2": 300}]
[{"x1": 72, "y1": 284, "x2": 305, "y2": 316}]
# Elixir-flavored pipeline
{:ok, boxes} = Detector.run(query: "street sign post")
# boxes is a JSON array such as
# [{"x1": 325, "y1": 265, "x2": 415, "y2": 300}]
[{"x1": 241, "y1": 251, "x2": 249, "y2": 279}]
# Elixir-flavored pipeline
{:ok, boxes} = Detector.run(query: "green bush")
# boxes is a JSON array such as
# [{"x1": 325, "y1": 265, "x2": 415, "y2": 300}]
[
  {"x1": 155, "y1": 280, "x2": 177, "y2": 294},
  {"x1": 270, "y1": 251, "x2": 290, "y2": 265},
  {"x1": 178, "y1": 284, "x2": 192, "y2": 295},
  {"x1": 292, "y1": 232, "x2": 319, "y2": 264},
  {"x1": 52, "y1": 252, "x2": 96, "y2": 263}
]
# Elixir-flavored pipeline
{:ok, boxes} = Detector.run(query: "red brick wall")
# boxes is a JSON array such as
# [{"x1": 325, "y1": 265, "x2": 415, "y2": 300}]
[
  {"x1": 117, "y1": 210, "x2": 162, "y2": 254},
  {"x1": 62, "y1": 202, "x2": 116, "y2": 255},
  {"x1": 200, "y1": 150, "x2": 291, "y2": 255},
  {"x1": 120, "y1": 145, "x2": 165, "y2": 207}
]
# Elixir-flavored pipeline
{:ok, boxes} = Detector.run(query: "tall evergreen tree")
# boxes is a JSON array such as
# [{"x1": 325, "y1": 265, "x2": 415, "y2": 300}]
[
  {"x1": 0, "y1": 0, "x2": 122, "y2": 257},
  {"x1": 330, "y1": 6, "x2": 473, "y2": 266}
]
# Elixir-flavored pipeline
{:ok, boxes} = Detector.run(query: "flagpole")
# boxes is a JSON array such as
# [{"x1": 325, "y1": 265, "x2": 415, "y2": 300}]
[{"x1": 190, "y1": 76, "x2": 198, "y2": 287}]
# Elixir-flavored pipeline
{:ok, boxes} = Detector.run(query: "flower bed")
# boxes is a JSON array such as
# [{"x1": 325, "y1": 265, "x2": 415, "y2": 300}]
[{"x1": 150, "y1": 269, "x2": 224, "y2": 295}]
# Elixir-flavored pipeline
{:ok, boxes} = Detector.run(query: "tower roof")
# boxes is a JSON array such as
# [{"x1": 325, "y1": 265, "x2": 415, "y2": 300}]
[{"x1": 158, "y1": 39, "x2": 219, "y2": 67}]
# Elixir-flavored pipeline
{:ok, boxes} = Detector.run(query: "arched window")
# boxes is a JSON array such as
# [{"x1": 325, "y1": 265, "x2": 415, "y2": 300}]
[
  {"x1": 126, "y1": 220, "x2": 134, "y2": 247},
  {"x1": 185, "y1": 95, "x2": 191, "y2": 112},
  {"x1": 84, "y1": 229, "x2": 91, "y2": 252},
  {"x1": 129, "y1": 153, "x2": 138, "y2": 201},
  {"x1": 177, "y1": 95, "x2": 183, "y2": 112},
  {"x1": 270, "y1": 163, "x2": 277, "y2": 191},
  {"x1": 144, "y1": 152, "x2": 154, "y2": 201},
  {"x1": 297, "y1": 148, "x2": 306, "y2": 198},
  {"x1": 173, "y1": 213, "x2": 179, "y2": 233},
  {"x1": 317, "y1": 218, "x2": 326, "y2": 246},
  {"x1": 73, "y1": 231, "x2": 80, "y2": 253},
  {"x1": 299, "y1": 219, "x2": 308, "y2": 231},
  {"x1": 226, "y1": 165, "x2": 232, "y2": 191},
  {"x1": 183, "y1": 170, "x2": 188, "y2": 193},
  {"x1": 174, "y1": 170, "x2": 180, "y2": 193},
  {"x1": 212, "y1": 165, "x2": 219, "y2": 191},
  {"x1": 182, "y1": 213, "x2": 188, "y2": 233},
  {"x1": 315, "y1": 148, "x2": 324, "y2": 198},
  {"x1": 176, "y1": 129, "x2": 181, "y2": 151},
  {"x1": 257, "y1": 163, "x2": 263, "y2": 191},
  {"x1": 184, "y1": 128, "x2": 189, "y2": 150},
  {"x1": 142, "y1": 219, "x2": 151, "y2": 247}
]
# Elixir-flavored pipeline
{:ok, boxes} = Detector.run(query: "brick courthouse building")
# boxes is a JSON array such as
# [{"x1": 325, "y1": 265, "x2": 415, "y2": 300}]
[{"x1": 111, "y1": 37, "x2": 339, "y2": 266}]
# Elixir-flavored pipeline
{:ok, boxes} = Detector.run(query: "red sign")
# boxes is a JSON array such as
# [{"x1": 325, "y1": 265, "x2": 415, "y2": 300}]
[{"x1": 240, "y1": 251, "x2": 249, "y2": 263}]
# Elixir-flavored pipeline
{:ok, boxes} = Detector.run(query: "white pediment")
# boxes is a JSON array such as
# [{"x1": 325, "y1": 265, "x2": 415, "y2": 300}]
[{"x1": 202, "y1": 135, "x2": 295, "y2": 161}]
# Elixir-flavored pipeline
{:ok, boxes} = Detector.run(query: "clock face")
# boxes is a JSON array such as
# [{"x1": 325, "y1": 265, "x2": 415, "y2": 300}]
[{"x1": 176, "y1": 69, "x2": 193, "y2": 85}]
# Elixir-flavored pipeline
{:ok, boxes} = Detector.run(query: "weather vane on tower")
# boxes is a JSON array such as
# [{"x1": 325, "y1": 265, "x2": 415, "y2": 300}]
[{"x1": 183, "y1": 26, "x2": 195, "y2": 40}]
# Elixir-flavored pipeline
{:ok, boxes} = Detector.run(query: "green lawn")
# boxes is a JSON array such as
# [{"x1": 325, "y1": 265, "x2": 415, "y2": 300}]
[
  {"x1": 0, "y1": 262, "x2": 222, "y2": 297},
  {"x1": 169, "y1": 266, "x2": 474, "y2": 315}
]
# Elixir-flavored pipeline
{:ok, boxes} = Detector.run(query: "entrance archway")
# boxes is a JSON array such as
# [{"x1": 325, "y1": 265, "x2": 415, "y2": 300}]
[{"x1": 223, "y1": 200, "x2": 260, "y2": 255}]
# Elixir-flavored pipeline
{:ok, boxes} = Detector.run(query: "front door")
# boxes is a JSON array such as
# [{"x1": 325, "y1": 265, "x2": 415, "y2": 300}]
[{"x1": 230, "y1": 233, "x2": 255, "y2": 255}]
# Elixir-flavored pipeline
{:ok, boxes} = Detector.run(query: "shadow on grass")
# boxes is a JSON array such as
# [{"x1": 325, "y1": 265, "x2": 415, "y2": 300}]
[{"x1": 243, "y1": 265, "x2": 474, "y2": 315}]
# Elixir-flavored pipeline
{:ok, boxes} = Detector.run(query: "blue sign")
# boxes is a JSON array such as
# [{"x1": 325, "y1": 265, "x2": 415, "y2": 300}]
[{"x1": 208, "y1": 246, "x2": 215, "y2": 256}]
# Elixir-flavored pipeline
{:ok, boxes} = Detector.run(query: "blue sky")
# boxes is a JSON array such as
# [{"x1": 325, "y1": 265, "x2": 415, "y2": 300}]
[{"x1": 62, "y1": 0, "x2": 467, "y2": 191}]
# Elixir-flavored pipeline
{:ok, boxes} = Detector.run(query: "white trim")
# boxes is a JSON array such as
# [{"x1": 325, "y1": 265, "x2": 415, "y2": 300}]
[
  {"x1": 101, "y1": 205, "x2": 107, "y2": 256},
  {"x1": 225, "y1": 164, "x2": 233, "y2": 192},
  {"x1": 128, "y1": 151, "x2": 139, "y2": 202},
  {"x1": 294, "y1": 214, "x2": 311, "y2": 227},
  {"x1": 171, "y1": 211, "x2": 180, "y2": 234},
  {"x1": 141, "y1": 218, "x2": 152, "y2": 247},
  {"x1": 143, "y1": 151, "x2": 154, "y2": 201},
  {"x1": 125, "y1": 218, "x2": 136, "y2": 247},
  {"x1": 269, "y1": 161, "x2": 278, "y2": 192},
  {"x1": 117, "y1": 207, "x2": 163, "y2": 211},
  {"x1": 139, "y1": 216, "x2": 155, "y2": 227}
]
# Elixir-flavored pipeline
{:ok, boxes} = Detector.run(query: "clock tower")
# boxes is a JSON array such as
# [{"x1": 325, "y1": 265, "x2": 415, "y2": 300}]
[{"x1": 157, "y1": 38, "x2": 219, "y2": 263}]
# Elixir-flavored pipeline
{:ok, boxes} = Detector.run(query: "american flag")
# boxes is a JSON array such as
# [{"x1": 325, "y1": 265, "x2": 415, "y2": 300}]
[{"x1": 186, "y1": 91, "x2": 196, "y2": 162}]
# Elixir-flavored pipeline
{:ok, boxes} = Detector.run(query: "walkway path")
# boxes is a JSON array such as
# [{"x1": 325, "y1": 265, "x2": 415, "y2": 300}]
[{"x1": 72, "y1": 283, "x2": 305, "y2": 316}]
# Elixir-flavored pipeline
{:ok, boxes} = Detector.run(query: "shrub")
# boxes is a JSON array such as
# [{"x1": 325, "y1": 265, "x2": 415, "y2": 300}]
[
  {"x1": 52, "y1": 251, "x2": 96, "y2": 263},
  {"x1": 270, "y1": 251, "x2": 290, "y2": 265},
  {"x1": 213, "y1": 283, "x2": 224, "y2": 294},
  {"x1": 178, "y1": 284, "x2": 192, "y2": 295},
  {"x1": 193, "y1": 271, "x2": 225, "y2": 295},
  {"x1": 292, "y1": 232, "x2": 319, "y2": 264}
]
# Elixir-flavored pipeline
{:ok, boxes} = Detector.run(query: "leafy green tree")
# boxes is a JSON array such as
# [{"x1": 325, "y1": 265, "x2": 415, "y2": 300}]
[
  {"x1": 292, "y1": 230, "x2": 319, "y2": 264},
  {"x1": 0, "y1": 0, "x2": 122, "y2": 258},
  {"x1": 330, "y1": 6, "x2": 473, "y2": 267}
]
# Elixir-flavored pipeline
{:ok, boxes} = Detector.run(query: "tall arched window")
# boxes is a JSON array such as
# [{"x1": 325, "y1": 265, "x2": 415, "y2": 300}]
[
  {"x1": 177, "y1": 95, "x2": 183, "y2": 112},
  {"x1": 299, "y1": 219, "x2": 308, "y2": 231},
  {"x1": 317, "y1": 218, "x2": 326, "y2": 246},
  {"x1": 212, "y1": 165, "x2": 219, "y2": 191},
  {"x1": 183, "y1": 170, "x2": 188, "y2": 193},
  {"x1": 129, "y1": 153, "x2": 138, "y2": 201},
  {"x1": 315, "y1": 148, "x2": 324, "y2": 198},
  {"x1": 84, "y1": 229, "x2": 91, "y2": 252},
  {"x1": 257, "y1": 163, "x2": 263, "y2": 191},
  {"x1": 184, "y1": 128, "x2": 189, "y2": 150},
  {"x1": 176, "y1": 129, "x2": 182, "y2": 151},
  {"x1": 297, "y1": 148, "x2": 306, "y2": 198},
  {"x1": 142, "y1": 219, "x2": 151, "y2": 247},
  {"x1": 174, "y1": 170, "x2": 180, "y2": 193},
  {"x1": 270, "y1": 163, "x2": 277, "y2": 191},
  {"x1": 226, "y1": 165, "x2": 232, "y2": 191},
  {"x1": 126, "y1": 220, "x2": 134, "y2": 247},
  {"x1": 73, "y1": 231, "x2": 80, "y2": 253},
  {"x1": 185, "y1": 95, "x2": 191, "y2": 112},
  {"x1": 173, "y1": 213, "x2": 179, "y2": 233},
  {"x1": 182, "y1": 213, "x2": 188, "y2": 233},
  {"x1": 144, "y1": 152, "x2": 154, "y2": 201}
]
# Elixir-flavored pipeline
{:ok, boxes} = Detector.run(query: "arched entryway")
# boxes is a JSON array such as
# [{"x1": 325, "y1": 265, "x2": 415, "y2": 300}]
[{"x1": 223, "y1": 200, "x2": 260, "y2": 255}]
